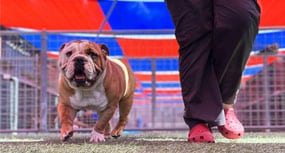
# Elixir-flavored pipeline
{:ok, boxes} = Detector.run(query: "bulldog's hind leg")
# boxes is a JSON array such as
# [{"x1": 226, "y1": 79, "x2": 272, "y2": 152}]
[{"x1": 111, "y1": 96, "x2": 133, "y2": 138}]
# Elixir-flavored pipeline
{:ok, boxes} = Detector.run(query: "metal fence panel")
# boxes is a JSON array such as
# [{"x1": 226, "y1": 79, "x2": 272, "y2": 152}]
[
  {"x1": 0, "y1": 32, "x2": 41, "y2": 131},
  {"x1": 236, "y1": 54, "x2": 285, "y2": 129}
]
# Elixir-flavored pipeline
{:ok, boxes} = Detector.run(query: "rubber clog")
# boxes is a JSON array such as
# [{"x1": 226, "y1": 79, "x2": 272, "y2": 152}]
[
  {"x1": 188, "y1": 124, "x2": 215, "y2": 143},
  {"x1": 218, "y1": 108, "x2": 244, "y2": 139}
]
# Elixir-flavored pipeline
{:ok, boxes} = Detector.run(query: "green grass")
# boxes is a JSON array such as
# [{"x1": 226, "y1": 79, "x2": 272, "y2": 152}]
[{"x1": 0, "y1": 131, "x2": 285, "y2": 153}]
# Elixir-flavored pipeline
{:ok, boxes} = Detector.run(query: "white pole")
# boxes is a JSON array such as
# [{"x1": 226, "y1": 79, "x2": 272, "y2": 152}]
[
  {"x1": 11, "y1": 77, "x2": 19, "y2": 133},
  {"x1": 9, "y1": 78, "x2": 14, "y2": 130}
]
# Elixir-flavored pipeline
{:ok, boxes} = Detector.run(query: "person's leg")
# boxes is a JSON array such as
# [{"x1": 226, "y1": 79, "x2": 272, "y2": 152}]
[
  {"x1": 165, "y1": 0, "x2": 224, "y2": 128},
  {"x1": 213, "y1": 0, "x2": 260, "y2": 104},
  {"x1": 212, "y1": 0, "x2": 260, "y2": 139}
]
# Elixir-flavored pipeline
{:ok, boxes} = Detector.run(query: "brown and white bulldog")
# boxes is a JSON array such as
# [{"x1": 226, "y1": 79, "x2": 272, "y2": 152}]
[{"x1": 57, "y1": 40, "x2": 135, "y2": 142}]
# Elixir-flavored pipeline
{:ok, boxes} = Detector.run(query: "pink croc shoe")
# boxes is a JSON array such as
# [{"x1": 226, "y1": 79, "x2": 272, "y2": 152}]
[
  {"x1": 188, "y1": 124, "x2": 215, "y2": 143},
  {"x1": 218, "y1": 108, "x2": 244, "y2": 139}
]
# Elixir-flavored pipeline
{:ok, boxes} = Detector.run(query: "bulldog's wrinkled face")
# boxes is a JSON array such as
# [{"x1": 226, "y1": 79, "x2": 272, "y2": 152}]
[{"x1": 58, "y1": 40, "x2": 109, "y2": 89}]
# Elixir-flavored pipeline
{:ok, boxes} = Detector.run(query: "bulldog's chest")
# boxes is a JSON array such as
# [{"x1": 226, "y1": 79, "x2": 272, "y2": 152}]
[{"x1": 69, "y1": 87, "x2": 108, "y2": 112}]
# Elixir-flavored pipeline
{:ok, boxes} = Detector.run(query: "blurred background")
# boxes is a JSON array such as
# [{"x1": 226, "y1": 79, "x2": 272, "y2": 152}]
[{"x1": 0, "y1": 0, "x2": 284, "y2": 133}]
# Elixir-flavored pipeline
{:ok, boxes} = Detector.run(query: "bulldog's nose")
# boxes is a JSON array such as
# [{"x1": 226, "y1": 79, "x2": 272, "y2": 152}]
[{"x1": 73, "y1": 57, "x2": 86, "y2": 64}]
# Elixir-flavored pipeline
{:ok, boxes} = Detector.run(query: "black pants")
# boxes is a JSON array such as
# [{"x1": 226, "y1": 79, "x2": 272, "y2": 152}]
[{"x1": 165, "y1": 0, "x2": 260, "y2": 127}]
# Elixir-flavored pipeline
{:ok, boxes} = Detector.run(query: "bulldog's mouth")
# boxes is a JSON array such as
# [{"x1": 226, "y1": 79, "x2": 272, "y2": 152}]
[
  {"x1": 70, "y1": 73, "x2": 95, "y2": 88},
  {"x1": 74, "y1": 74, "x2": 87, "y2": 86},
  {"x1": 71, "y1": 70, "x2": 96, "y2": 87},
  {"x1": 68, "y1": 65, "x2": 91, "y2": 87}
]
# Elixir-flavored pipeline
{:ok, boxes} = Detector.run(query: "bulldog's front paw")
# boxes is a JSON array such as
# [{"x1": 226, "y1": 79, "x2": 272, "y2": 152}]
[
  {"x1": 60, "y1": 126, "x2": 74, "y2": 141},
  {"x1": 90, "y1": 129, "x2": 106, "y2": 142},
  {"x1": 61, "y1": 130, "x2": 74, "y2": 141},
  {"x1": 111, "y1": 126, "x2": 124, "y2": 138}
]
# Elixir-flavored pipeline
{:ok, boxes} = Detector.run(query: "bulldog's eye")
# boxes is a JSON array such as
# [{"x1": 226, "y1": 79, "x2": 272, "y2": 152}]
[
  {"x1": 66, "y1": 51, "x2": 72, "y2": 57},
  {"x1": 87, "y1": 52, "x2": 98, "y2": 59}
]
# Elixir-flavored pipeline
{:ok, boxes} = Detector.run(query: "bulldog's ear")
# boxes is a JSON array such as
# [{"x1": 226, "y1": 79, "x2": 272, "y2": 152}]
[
  {"x1": 59, "y1": 43, "x2": 66, "y2": 51},
  {"x1": 99, "y1": 44, "x2": 109, "y2": 56}
]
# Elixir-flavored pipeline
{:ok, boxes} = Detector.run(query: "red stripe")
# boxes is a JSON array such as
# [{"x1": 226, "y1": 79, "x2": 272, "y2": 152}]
[
  {"x1": 117, "y1": 38, "x2": 179, "y2": 57},
  {"x1": 246, "y1": 56, "x2": 277, "y2": 66},
  {"x1": 135, "y1": 73, "x2": 179, "y2": 82},
  {"x1": 0, "y1": 0, "x2": 110, "y2": 30},
  {"x1": 259, "y1": 0, "x2": 285, "y2": 27}
]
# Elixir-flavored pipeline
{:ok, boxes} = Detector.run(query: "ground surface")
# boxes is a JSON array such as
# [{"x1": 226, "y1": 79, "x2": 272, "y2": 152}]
[{"x1": 0, "y1": 131, "x2": 285, "y2": 153}]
